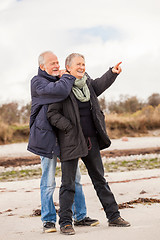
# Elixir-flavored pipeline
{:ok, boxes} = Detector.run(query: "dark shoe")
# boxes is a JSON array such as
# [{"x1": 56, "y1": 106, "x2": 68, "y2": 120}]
[
  {"x1": 109, "y1": 217, "x2": 131, "y2": 227},
  {"x1": 60, "y1": 224, "x2": 75, "y2": 235},
  {"x1": 74, "y1": 217, "x2": 99, "y2": 226},
  {"x1": 43, "y1": 222, "x2": 57, "y2": 233}
]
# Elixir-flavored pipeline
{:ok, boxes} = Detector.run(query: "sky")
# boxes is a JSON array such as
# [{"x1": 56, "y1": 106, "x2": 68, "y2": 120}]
[{"x1": 0, "y1": 0, "x2": 160, "y2": 105}]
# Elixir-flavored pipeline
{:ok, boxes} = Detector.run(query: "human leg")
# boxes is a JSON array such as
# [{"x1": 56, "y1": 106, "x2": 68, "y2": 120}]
[
  {"x1": 59, "y1": 159, "x2": 78, "y2": 229},
  {"x1": 82, "y1": 137, "x2": 120, "y2": 222},
  {"x1": 72, "y1": 164, "x2": 87, "y2": 221},
  {"x1": 73, "y1": 164, "x2": 99, "y2": 226},
  {"x1": 82, "y1": 137, "x2": 130, "y2": 226},
  {"x1": 40, "y1": 155, "x2": 57, "y2": 225}
]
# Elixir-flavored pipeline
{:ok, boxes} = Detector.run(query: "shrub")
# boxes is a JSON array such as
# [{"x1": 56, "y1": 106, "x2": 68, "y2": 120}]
[
  {"x1": 147, "y1": 93, "x2": 160, "y2": 107},
  {"x1": 105, "y1": 104, "x2": 160, "y2": 138},
  {"x1": 0, "y1": 121, "x2": 13, "y2": 144}
]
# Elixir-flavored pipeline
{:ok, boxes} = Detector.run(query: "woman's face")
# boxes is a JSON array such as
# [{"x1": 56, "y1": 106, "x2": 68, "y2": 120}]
[{"x1": 67, "y1": 56, "x2": 85, "y2": 79}]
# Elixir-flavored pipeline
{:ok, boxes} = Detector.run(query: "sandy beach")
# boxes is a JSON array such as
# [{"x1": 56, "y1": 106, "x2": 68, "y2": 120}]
[
  {"x1": 0, "y1": 137, "x2": 160, "y2": 240},
  {"x1": 0, "y1": 136, "x2": 160, "y2": 158},
  {"x1": 0, "y1": 169, "x2": 160, "y2": 240}
]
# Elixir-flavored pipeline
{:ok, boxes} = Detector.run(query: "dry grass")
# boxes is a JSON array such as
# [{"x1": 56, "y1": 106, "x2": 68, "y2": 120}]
[
  {"x1": 106, "y1": 105, "x2": 160, "y2": 138},
  {"x1": 0, "y1": 121, "x2": 13, "y2": 144},
  {"x1": 0, "y1": 122, "x2": 29, "y2": 144},
  {"x1": 0, "y1": 105, "x2": 160, "y2": 144}
]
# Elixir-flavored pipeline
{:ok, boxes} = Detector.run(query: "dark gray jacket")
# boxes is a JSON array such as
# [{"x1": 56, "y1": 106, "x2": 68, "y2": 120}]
[{"x1": 47, "y1": 68, "x2": 118, "y2": 161}]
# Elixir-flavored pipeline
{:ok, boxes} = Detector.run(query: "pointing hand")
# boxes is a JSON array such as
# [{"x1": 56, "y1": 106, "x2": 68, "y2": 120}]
[{"x1": 112, "y1": 62, "x2": 122, "y2": 74}]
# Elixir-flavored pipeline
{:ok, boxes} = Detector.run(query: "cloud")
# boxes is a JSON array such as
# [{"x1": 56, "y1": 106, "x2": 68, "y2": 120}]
[
  {"x1": 68, "y1": 26, "x2": 123, "y2": 45},
  {"x1": 0, "y1": 0, "x2": 160, "y2": 104}
]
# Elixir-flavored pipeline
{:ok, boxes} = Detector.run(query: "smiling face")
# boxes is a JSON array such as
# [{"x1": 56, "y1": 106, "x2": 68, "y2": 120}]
[
  {"x1": 66, "y1": 56, "x2": 85, "y2": 79},
  {"x1": 40, "y1": 52, "x2": 60, "y2": 76}
]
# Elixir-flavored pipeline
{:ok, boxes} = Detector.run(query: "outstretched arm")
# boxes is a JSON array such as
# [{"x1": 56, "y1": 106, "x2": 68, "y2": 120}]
[{"x1": 90, "y1": 61, "x2": 122, "y2": 96}]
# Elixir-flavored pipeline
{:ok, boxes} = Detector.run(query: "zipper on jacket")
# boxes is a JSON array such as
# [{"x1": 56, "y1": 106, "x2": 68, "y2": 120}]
[
  {"x1": 90, "y1": 100, "x2": 93, "y2": 110},
  {"x1": 55, "y1": 137, "x2": 58, "y2": 146}
]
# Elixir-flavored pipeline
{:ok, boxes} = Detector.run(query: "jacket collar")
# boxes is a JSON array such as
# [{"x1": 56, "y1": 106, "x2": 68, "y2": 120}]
[{"x1": 38, "y1": 67, "x2": 59, "y2": 82}]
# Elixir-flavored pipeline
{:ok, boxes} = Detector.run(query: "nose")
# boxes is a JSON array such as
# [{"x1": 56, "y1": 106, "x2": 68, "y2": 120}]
[
  {"x1": 81, "y1": 65, "x2": 85, "y2": 70},
  {"x1": 55, "y1": 63, "x2": 60, "y2": 68},
  {"x1": 79, "y1": 64, "x2": 85, "y2": 69}
]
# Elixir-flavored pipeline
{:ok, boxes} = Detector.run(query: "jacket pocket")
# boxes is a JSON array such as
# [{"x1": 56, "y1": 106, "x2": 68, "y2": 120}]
[
  {"x1": 58, "y1": 127, "x2": 76, "y2": 148},
  {"x1": 29, "y1": 124, "x2": 57, "y2": 154}
]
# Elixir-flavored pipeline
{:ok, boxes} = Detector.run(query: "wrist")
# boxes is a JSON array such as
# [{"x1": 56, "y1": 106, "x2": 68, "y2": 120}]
[{"x1": 112, "y1": 67, "x2": 116, "y2": 73}]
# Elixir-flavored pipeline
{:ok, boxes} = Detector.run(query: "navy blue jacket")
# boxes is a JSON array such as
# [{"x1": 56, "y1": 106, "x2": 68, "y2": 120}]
[{"x1": 27, "y1": 68, "x2": 75, "y2": 158}]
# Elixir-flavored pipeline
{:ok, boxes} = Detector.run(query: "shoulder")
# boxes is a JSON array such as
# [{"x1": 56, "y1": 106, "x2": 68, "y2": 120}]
[
  {"x1": 85, "y1": 72, "x2": 92, "y2": 85},
  {"x1": 31, "y1": 74, "x2": 49, "y2": 86}
]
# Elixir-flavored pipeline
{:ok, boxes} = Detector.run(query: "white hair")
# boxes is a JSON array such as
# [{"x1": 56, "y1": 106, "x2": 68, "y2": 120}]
[
  {"x1": 65, "y1": 53, "x2": 85, "y2": 68},
  {"x1": 38, "y1": 51, "x2": 54, "y2": 66}
]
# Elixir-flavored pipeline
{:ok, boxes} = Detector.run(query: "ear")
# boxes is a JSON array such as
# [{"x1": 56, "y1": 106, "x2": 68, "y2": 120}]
[
  {"x1": 40, "y1": 64, "x2": 45, "y2": 71},
  {"x1": 66, "y1": 65, "x2": 70, "y2": 73}
]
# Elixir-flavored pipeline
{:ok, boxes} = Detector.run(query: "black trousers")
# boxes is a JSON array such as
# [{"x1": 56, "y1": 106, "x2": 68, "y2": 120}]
[{"x1": 59, "y1": 137, "x2": 120, "y2": 227}]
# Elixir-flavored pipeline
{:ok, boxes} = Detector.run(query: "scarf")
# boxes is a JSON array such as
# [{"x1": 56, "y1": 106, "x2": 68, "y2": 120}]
[{"x1": 72, "y1": 74, "x2": 90, "y2": 102}]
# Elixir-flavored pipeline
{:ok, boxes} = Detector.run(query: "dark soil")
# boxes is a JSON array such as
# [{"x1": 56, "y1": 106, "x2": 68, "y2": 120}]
[
  {"x1": 101, "y1": 147, "x2": 160, "y2": 158},
  {"x1": 0, "y1": 156, "x2": 40, "y2": 168},
  {"x1": 0, "y1": 147, "x2": 160, "y2": 168}
]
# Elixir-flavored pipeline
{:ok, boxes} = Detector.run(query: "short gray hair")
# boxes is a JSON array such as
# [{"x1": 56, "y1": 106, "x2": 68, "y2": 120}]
[
  {"x1": 38, "y1": 51, "x2": 54, "y2": 66},
  {"x1": 65, "y1": 53, "x2": 85, "y2": 68}
]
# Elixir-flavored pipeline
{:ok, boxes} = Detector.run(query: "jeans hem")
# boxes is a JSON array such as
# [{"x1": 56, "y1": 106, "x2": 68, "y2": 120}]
[
  {"x1": 43, "y1": 220, "x2": 56, "y2": 224},
  {"x1": 74, "y1": 215, "x2": 87, "y2": 222}
]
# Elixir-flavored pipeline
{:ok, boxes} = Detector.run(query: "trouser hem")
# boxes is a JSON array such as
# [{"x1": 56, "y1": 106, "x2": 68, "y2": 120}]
[{"x1": 108, "y1": 215, "x2": 121, "y2": 223}]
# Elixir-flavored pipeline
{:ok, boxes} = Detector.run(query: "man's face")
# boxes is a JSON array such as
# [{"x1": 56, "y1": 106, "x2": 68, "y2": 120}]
[
  {"x1": 67, "y1": 56, "x2": 85, "y2": 79},
  {"x1": 41, "y1": 53, "x2": 60, "y2": 76}
]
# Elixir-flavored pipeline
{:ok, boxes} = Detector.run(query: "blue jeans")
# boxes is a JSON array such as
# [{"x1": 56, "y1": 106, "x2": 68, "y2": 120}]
[{"x1": 40, "y1": 155, "x2": 86, "y2": 223}]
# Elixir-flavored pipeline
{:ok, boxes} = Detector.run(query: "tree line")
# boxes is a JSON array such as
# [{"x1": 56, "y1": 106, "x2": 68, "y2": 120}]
[
  {"x1": 0, "y1": 93, "x2": 160, "y2": 125},
  {"x1": 99, "y1": 93, "x2": 160, "y2": 114},
  {"x1": 0, "y1": 102, "x2": 31, "y2": 125}
]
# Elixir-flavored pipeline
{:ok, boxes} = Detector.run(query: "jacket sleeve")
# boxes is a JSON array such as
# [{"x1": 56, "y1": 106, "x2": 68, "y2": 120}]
[
  {"x1": 32, "y1": 74, "x2": 76, "y2": 102},
  {"x1": 47, "y1": 103, "x2": 73, "y2": 133},
  {"x1": 89, "y1": 68, "x2": 118, "y2": 97}
]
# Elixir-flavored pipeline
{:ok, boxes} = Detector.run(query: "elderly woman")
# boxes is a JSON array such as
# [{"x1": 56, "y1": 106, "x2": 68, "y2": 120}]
[{"x1": 47, "y1": 53, "x2": 130, "y2": 235}]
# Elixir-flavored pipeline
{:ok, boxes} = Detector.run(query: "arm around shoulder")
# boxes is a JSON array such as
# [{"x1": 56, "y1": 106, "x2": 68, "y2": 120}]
[{"x1": 34, "y1": 74, "x2": 76, "y2": 101}]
